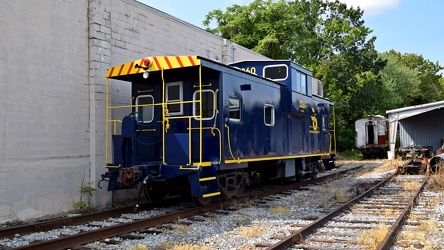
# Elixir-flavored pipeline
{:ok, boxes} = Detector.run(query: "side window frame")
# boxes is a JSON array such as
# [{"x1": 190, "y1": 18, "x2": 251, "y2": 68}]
[
  {"x1": 300, "y1": 73, "x2": 307, "y2": 95},
  {"x1": 264, "y1": 104, "x2": 275, "y2": 126},
  {"x1": 263, "y1": 64, "x2": 288, "y2": 81},
  {"x1": 165, "y1": 81, "x2": 183, "y2": 116},
  {"x1": 228, "y1": 97, "x2": 242, "y2": 122},
  {"x1": 193, "y1": 89, "x2": 215, "y2": 120},
  {"x1": 135, "y1": 95, "x2": 154, "y2": 123}
]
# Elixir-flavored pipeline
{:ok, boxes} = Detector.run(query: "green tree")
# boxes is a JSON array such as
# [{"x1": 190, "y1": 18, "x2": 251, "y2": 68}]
[
  {"x1": 400, "y1": 53, "x2": 444, "y2": 104},
  {"x1": 204, "y1": 0, "x2": 386, "y2": 151},
  {"x1": 378, "y1": 51, "x2": 421, "y2": 109}
]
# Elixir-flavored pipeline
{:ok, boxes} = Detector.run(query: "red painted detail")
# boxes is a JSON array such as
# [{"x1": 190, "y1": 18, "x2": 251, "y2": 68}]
[
  {"x1": 176, "y1": 56, "x2": 184, "y2": 67},
  {"x1": 108, "y1": 67, "x2": 115, "y2": 77},
  {"x1": 153, "y1": 57, "x2": 161, "y2": 70},
  {"x1": 127, "y1": 61, "x2": 134, "y2": 75},
  {"x1": 117, "y1": 64, "x2": 124, "y2": 76},
  {"x1": 164, "y1": 56, "x2": 172, "y2": 69},
  {"x1": 188, "y1": 56, "x2": 196, "y2": 66}
]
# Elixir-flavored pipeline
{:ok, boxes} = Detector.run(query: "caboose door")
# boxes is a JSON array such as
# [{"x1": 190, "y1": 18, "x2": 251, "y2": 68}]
[{"x1": 162, "y1": 79, "x2": 220, "y2": 166}]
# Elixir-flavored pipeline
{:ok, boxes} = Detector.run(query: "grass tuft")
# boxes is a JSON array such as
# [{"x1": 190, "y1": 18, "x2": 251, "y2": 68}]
[
  {"x1": 236, "y1": 225, "x2": 266, "y2": 238},
  {"x1": 403, "y1": 181, "x2": 420, "y2": 191},
  {"x1": 357, "y1": 223, "x2": 389, "y2": 249},
  {"x1": 127, "y1": 245, "x2": 150, "y2": 250},
  {"x1": 428, "y1": 167, "x2": 444, "y2": 191},
  {"x1": 159, "y1": 242, "x2": 213, "y2": 250},
  {"x1": 268, "y1": 207, "x2": 292, "y2": 215}
]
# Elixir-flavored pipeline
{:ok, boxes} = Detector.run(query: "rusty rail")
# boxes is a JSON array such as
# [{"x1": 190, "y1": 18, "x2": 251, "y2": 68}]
[
  {"x1": 267, "y1": 171, "x2": 397, "y2": 250},
  {"x1": 5, "y1": 165, "x2": 363, "y2": 250},
  {"x1": 267, "y1": 171, "x2": 429, "y2": 250},
  {"x1": 0, "y1": 198, "x2": 184, "y2": 239},
  {"x1": 376, "y1": 173, "x2": 429, "y2": 250}
]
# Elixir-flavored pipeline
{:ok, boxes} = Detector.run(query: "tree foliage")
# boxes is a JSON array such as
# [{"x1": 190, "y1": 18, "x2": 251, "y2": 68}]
[
  {"x1": 204, "y1": 0, "x2": 443, "y2": 151},
  {"x1": 378, "y1": 50, "x2": 444, "y2": 109}
]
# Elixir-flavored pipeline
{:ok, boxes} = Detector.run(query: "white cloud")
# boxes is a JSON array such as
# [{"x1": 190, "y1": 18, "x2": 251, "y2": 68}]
[{"x1": 336, "y1": 0, "x2": 400, "y2": 16}]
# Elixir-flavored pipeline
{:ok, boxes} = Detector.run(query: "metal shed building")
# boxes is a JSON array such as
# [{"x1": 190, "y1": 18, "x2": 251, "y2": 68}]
[{"x1": 386, "y1": 101, "x2": 444, "y2": 159}]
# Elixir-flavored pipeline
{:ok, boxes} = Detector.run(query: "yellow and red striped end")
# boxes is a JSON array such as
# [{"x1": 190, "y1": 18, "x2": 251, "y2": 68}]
[{"x1": 106, "y1": 55, "x2": 200, "y2": 78}]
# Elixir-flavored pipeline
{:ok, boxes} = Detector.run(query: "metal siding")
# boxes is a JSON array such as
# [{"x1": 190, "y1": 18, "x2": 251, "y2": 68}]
[{"x1": 399, "y1": 109, "x2": 444, "y2": 152}]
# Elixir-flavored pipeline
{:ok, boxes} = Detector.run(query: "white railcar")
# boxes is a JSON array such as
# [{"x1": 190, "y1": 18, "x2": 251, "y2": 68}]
[{"x1": 355, "y1": 115, "x2": 388, "y2": 159}]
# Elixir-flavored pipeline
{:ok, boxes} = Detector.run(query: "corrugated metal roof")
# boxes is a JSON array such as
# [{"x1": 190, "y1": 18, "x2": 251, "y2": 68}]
[
  {"x1": 386, "y1": 100, "x2": 444, "y2": 121},
  {"x1": 387, "y1": 100, "x2": 444, "y2": 155}
]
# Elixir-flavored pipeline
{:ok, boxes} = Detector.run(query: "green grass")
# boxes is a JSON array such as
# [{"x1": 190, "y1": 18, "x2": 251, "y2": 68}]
[{"x1": 336, "y1": 150, "x2": 363, "y2": 160}]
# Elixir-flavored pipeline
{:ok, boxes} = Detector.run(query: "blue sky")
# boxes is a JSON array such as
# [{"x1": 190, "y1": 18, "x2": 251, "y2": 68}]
[{"x1": 140, "y1": 0, "x2": 443, "y2": 66}]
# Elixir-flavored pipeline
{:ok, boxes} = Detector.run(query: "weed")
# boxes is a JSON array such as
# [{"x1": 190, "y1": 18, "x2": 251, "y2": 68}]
[
  {"x1": 268, "y1": 207, "x2": 292, "y2": 215},
  {"x1": 71, "y1": 181, "x2": 96, "y2": 212},
  {"x1": 336, "y1": 150, "x2": 362, "y2": 160},
  {"x1": 396, "y1": 220, "x2": 439, "y2": 248},
  {"x1": 127, "y1": 245, "x2": 150, "y2": 250},
  {"x1": 159, "y1": 242, "x2": 213, "y2": 250},
  {"x1": 72, "y1": 200, "x2": 87, "y2": 211},
  {"x1": 383, "y1": 208, "x2": 396, "y2": 217},
  {"x1": 172, "y1": 224, "x2": 190, "y2": 232},
  {"x1": 403, "y1": 181, "x2": 420, "y2": 191},
  {"x1": 236, "y1": 225, "x2": 266, "y2": 238},
  {"x1": 418, "y1": 219, "x2": 438, "y2": 233},
  {"x1": 427, "y1": 168, "x2": 444, "y2": 191},
  {"x1": 357, "y1": 223, "x2": 389, "y2": 249}
]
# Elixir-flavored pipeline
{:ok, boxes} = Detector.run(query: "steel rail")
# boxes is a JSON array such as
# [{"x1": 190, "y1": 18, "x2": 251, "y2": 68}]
[
  {"x1": 267, "y1": 171, "x2": 397, "y2": 250},
  {"x1": 0, "y1": 198, "x2": 184, "y2": 239},
  {"x1": 7, "y1": 165, "x2": 363, "y2": 250},
  {"x1": 376, "y1": 173, "x2": 429, "y2": 250}
]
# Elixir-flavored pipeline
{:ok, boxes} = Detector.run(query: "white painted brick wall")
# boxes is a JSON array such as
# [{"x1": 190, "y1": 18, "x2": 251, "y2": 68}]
[
  {"x1": 0, "y1": 0, "x2": 268, "y2": 223},
  {"x1": 0, "y1": 0, "x2": 90, "y2": 222}
]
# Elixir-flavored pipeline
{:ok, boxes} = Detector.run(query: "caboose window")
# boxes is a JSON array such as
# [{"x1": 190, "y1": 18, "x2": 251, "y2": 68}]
[
  {"x1": 291, "y1": 71, "x2": 308, "y2": 95},
  {"x1": 264, "y1": 104, "x2": 275, "y2": 126},
  {"x1": 300, "y1": 73, "x2": 307, "y2": 95},
  {"x1": 229, "y1": 98, "x2": 241, "y2": 122},
  {"x1": 166, "y1": 81, "x2": 183, "y2": 116},
  {"x1": 136, "y1": 95, "x2": 154, "y2": 123},
  {"x1": 193, "y1": 90, "x2": 215, "y2": 120},
  {"x1": 263, "y1": 64, "x2": 288, "y2": 81}
]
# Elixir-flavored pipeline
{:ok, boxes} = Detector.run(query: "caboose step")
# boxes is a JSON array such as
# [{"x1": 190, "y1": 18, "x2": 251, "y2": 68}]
[
  {"x1": 199, "y1": 176, "x2": 217, "y2": 182},
  {"x1": 193, "y1": 161, "x2": 212, "y2": 167},
  {"x1": 105, "y1": 163, "x2": 121, "y2": 168},
  {"x1": 202, "y1": 192, "x2": 221, "y2": 198}
]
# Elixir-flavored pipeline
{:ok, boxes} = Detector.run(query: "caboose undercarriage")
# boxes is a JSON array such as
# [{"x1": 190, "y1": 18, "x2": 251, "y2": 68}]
[{"x1": 100, "y1": 156, "x2": 331, "y2": 205}]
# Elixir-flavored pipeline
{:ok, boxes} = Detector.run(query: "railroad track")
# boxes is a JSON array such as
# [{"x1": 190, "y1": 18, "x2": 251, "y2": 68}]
[
  {"x1": 265, "y1": 173, "x2": 429, "y2": 250},
  {"x1": 0, "y1": 164, "x2": 364, "y2": 249}
]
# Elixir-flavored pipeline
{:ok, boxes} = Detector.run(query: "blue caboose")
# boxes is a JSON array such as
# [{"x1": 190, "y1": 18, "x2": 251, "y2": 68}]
[{"x1": 100, "y1": 56, "x2": 335, "y2": 205}]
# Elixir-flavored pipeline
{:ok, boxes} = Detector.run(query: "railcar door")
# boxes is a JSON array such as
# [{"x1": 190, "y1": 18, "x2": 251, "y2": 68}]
[{"x1": 162, "y1": 77, "x2": 221, "y2": 166}]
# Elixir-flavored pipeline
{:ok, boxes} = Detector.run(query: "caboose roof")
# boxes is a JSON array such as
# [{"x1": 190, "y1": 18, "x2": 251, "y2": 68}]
[{"x1": 106, "y1": 55, "x2": 202, "y2": 80}]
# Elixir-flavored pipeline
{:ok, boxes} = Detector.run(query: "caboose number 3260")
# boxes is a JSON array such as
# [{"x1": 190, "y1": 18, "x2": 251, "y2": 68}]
[{"x1": 99, "y1": 55, "x2": 336, "y2": 205}]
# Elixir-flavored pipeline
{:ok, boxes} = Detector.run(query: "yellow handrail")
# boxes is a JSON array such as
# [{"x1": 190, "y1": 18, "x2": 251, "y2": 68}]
[
  {"x1": 161, "y1": 68, "x2": 167, "y2": 165},
  {"x1": 188, "y1": 127, "x2": 222, "y2": 164},
  {"x1": 332, "y1": 106, "x2": 337, "y2": 154},
  {"x1": 199, "y1": 65, "x2": 203, "y2": 165},
  {"x1": 224, "y1": 124, "x2": 240, "y2": 163},
  {"x1": 105, "y1": 78, "x2": 109, "y2": 166}
]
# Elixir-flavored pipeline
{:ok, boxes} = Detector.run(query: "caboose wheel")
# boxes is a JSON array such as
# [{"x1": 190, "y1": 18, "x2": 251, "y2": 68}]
[
  {"x1": 191, "y1": 193, "x2": 213, "y2": 206},
  {"x1": 144, "y1": 181, "x2": 166, "y2": 202},
  {"x1": 296, "y1": 169, "x2": 306, "y2": 182},
  {"x1": 218, "y1": 172, "x2": 247, "y2": 198}
]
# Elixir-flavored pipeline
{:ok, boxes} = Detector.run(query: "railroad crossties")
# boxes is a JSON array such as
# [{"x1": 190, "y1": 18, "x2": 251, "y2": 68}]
[{"x1": 1, "y1": 161, "x2": 443, "y2": 249}]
